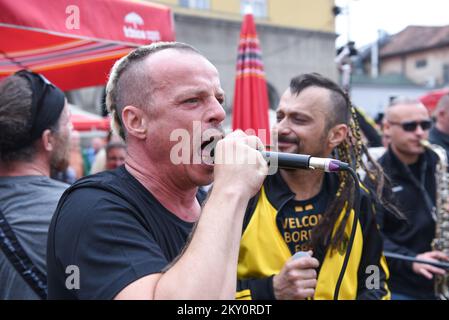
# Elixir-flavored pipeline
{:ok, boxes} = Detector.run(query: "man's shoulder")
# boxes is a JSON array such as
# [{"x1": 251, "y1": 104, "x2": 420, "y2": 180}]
[
  {"x1": 428, "y1": 126, "x2": 445, "y2": 144},
  {"x1": 377, "y1": 150, "x2": 389, "y2": 165},
  {"x1": 48, "y1": 178, "x2": 70, "y2": 189},
  {"x1": 67, "y1": 166, "x2": 132, "y2": 196},
  {"x1": 376, "y1": 149, "x2": 398, "y2": 175},
  {"x1": 0, "y1": 175, "x2": 69, "y2": 206},
  {"x1": 53, "y1": 167, "x2": 140, "y2": 220}
]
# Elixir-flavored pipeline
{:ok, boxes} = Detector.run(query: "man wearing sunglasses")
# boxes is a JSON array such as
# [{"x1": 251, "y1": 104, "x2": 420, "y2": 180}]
[
  {"x1": 0, "y1": 70, "x2": 72, "y2": 299},
  {"x1": 376, "y1": 99, "x2": 449, "y2": 299}
]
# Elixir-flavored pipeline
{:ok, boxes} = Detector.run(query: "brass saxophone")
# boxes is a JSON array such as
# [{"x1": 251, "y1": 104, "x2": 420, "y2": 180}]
[{"x1": 421, "y1": 139, "x2": 449, "y2": 300}]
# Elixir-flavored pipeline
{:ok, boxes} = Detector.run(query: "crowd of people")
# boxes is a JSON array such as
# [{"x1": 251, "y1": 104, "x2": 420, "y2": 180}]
[{"x1": 0, "y1": 41, "x2": 448, "y2": 300}]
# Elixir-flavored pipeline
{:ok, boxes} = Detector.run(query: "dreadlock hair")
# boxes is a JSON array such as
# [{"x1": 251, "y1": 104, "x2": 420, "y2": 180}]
[{"x1": 290, "y1": 73, "x2": 398, "y2": 253}]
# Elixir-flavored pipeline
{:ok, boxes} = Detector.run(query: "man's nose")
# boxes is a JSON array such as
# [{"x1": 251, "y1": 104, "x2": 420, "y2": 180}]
[
  {"x1": 206, "y1": 98, "x2": 226, "y2": 124},
  {"x1": 274, "y1": 119, "x2": 291, "y2": 135},
  {"x1": 415, "y1": 124, "x2": 425, "y2": 136}
]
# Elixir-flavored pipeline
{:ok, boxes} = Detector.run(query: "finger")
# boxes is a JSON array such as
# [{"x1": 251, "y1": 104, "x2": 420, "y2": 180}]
[
  {"x1": 243, "y1": 135, "x2": 265, "y2": 152},
  {"x1": 255, "y1": 151, "x2": 269, "y2": 174},
  {"x1": 287, "y1": 269, "x2": 317, "y2": 281},
  {"x1": 300, "y1": 269, "x2": 317, "y2": 281},
  {"x1": 294, "y1": 288, "x2": 315, "y2": 300},
  {"x1": 424, "y1": 265, "x2": 446, "y2": 276},
  {"x1": 290, "y1": 257, "x2": 320, "y2": 270},
  {"x1": 429, "y1": 251, "x2": 449, "y2": 261},
  {"x1": 419, "y1": 268, "x2": 433, "y2": 280},
  {"x1": 225, "y1": 129, "x2": 246, "y2": 140},
  {"x1": 295, "y1": 279, "x2": 317, "y2": 290}
]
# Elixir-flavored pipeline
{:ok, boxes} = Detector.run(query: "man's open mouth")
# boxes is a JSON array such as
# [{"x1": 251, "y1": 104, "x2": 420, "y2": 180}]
[{"x1": 200, "y1": 134, "x2": 222, "y2": 165}]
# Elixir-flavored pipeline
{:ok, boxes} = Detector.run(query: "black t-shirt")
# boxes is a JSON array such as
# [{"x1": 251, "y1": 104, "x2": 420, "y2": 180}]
[
  {"x1": 47, "y1": 166, "x2": 205, "y2": 300},
  {"x1": 276, "y1": 184, "x2": 329, "y2": 254}
]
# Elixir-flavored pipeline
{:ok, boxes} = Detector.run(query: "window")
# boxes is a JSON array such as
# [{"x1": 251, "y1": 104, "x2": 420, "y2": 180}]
[
  {"x1": 241, "y1": 0, "x2": 268, "y2": 18},
  {"x1": 179, "y1": 0, "x2": 210, "y2": 10},
  {"x1": 415, "y1": 59, "x2": 427, "y2": 69}
]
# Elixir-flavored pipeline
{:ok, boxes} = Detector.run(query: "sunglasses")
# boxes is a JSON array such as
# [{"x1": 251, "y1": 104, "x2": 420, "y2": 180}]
[{"x1": 388, "y1": 120, "x2": 432, "y2": 132}]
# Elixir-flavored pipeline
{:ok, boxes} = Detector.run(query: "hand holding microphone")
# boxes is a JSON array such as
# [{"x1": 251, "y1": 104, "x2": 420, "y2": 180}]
[{"x1": 273, "y1": 251, "x2": 319, "y2": 300}]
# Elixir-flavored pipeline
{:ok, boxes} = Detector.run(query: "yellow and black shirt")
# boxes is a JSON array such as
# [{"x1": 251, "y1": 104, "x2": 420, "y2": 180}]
[{"x1": 236, "y1": 171, "x2": 390, "y2": 300}]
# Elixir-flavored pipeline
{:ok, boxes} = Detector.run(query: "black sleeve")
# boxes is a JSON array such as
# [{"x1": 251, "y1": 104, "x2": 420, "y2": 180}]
[
  {"x1": 236, "y1": 277, "x2": 276, "y2": 300},
  {"x1": 356, "y1": 194, "x2": 390, "y2": 300},
  {"x1": 236, "y1": 191, "x2": 276, "y2": 300},
  {"x1": 53, "y1": 187, "x2": 169, "y2": 299},
  {"x1": 374, "y1": 202, "x2": 416, "y2": 273},
  {"x1": 362, "y1": 176, "x2": 416, "y2": 274}
]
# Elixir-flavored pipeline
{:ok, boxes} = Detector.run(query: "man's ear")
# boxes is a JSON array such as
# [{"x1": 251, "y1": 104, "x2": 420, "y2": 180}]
[
  {"x1": 383, "y1": 120, "x2": 392, "y2": 137},
  {"x1": 327, "y1": 124, "x2": 348, "y2": 149},
  {"x1": 41, "y1": 129, "x2": 54, "y2": 152},
  {"x1": 122, "y1": 106, "x2": 148, "y2": 140}
]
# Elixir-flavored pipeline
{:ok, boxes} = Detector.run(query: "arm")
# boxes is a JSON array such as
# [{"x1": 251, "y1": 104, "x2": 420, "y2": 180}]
[
  {"x1": 237, "y1": 277, "x2": 275, "y2": 300},
  {"x1": 116, "y1": 131, "x2": 268, "y2": 300},
  {"x1": 374, "y1": 202, "x2": 418, "y2": 273},
  {"x1": 363, "y1": 174, "x2": 418, "y2": 273}
]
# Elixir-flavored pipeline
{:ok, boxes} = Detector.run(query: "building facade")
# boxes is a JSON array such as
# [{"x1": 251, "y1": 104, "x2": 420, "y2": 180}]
[
  {"x1": 67, "y1": 0, "x2": 337, "y2": 130},
  {"x1": 149, "y1": 0, "x2": 337, "y2": 118},
  {"x1": 361, "y1": 25, "x2": 449, "y2": 88}
]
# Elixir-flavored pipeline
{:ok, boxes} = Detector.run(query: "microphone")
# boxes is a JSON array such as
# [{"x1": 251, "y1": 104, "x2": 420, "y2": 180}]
[
  {"x1": 261, "y1": 151, "x2": 349, "y2": 172},
  {"x1": 209, "y1": 144, "x2": 349, "y2": 172}
]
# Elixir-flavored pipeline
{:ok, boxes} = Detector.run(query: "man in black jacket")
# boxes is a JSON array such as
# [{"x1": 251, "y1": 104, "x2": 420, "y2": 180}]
[{"x1": 377, "y1": 99, "x2": 449, "y2": 299}]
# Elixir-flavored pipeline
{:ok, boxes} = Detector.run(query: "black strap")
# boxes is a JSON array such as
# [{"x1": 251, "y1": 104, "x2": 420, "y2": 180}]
[{"x1": 0, "y1": 207, "x2": 47, "y2": 299}]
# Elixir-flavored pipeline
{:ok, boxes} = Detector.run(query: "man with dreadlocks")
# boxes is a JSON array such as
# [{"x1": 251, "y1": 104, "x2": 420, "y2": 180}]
[{"x1": 236, "y1": 73, "x2": 390, "y2": 300}]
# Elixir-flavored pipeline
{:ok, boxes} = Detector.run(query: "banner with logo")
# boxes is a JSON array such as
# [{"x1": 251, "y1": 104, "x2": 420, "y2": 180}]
[{"x1": 0, "y1": 0, "x2": 175, "y2": 90}]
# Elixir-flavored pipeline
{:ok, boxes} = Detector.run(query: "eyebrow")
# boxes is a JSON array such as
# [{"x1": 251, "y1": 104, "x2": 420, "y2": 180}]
[
  {"x1": 176, "y1": 88, "x2": 225, "y2": 100},
  {"x1": 277, "y1": 110, "x2": 312, "y2": 119}
]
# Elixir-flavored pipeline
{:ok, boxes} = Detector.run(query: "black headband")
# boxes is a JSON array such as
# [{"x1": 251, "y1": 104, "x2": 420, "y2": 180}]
[{"x1": 14, "y1": 70, "x2": 65, "y2": 148}]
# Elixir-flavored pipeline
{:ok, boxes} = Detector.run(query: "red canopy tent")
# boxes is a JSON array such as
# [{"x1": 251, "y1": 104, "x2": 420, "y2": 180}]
[
  {"x1": 232, "y1": 8, "x2": 270, "y2": 145},
  {"x1": 0, "y1": 0, "x2": 175, "y2": 90},
  {"x1": 70, "y1": 104, "x2": 111, "y2": 132},
  {"x1": 419, "y1": 88, "x2": 449, "y2": 114}
]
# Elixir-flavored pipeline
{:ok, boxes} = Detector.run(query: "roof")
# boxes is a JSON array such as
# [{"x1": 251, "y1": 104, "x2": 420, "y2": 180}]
[{"x1": 380, "y1": 25, "x2": 449, "y2": 57}]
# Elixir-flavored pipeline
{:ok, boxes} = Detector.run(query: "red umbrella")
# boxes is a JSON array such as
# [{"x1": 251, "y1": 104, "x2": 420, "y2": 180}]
[
  {"x1": 0, "y1": 0, "x2": 175, "y2": 90},
  {"x1": 232, "y1": 9, "x2": 270, "y2": 145},
  {"x1": 419, "y1": 88, "x2": 449, "y2": 114}
]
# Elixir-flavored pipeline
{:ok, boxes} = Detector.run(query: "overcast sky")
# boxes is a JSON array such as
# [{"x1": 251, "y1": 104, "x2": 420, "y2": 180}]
[{"x1": 335, "y1": 0, "x2": 449, "y2": 48}]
